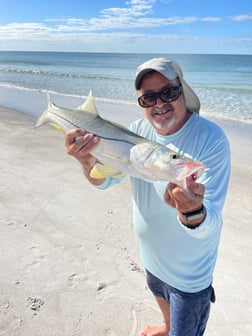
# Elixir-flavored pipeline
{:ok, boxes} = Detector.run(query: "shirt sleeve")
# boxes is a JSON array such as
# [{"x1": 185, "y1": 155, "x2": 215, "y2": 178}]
[
  {"x1": 178, "y1": 127, "x2": 231, "y2": 239},
  {"x1": 95, "y1": 175, "x2": 125, "y2": 190}
]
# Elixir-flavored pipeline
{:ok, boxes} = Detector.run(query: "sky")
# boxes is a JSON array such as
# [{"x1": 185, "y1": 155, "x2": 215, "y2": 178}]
[{"x1": 0, "y1": 0, "x2": 251, "y2": 54}]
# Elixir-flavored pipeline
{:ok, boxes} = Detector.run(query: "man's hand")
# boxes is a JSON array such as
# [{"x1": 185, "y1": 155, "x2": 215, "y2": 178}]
[
  {"x1": 64, "y1": 128, "x2": 105, "y2": 185},
  {"x1": 164, "y1": 175, "x2": 206, "y2": 226},
  {"x1": 65, "y1": 128, "x2": 99, "y2": 162}
]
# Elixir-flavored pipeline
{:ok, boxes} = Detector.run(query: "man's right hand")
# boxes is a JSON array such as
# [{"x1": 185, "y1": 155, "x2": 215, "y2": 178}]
[{"x1": 64, "y1": 128, "x2": 105, "y2": 185}]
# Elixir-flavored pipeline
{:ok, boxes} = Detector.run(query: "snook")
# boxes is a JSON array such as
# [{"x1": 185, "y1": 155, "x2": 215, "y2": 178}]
[{"x1": 34, "y1": 92, "x2": 205, "y2": 185}]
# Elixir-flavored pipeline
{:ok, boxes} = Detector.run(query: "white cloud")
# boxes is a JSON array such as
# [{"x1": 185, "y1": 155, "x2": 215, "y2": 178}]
[
  {"x1": 1, "y1": 0, "x2": 249, "y2": 38},
  {"x1": 201, "y1": 17, "x2": 222, "y2": 22},
  {"x1": 1, "y1": 28, "x2": 250, "y2": 54},
  {"x1": 0, "y1": 1, "x2": 251, "y2": 53},
  {"x1": 101, "y1": 0, "x2": 155, "y2": 18},
  {"x1": 230, "y1": 14, "x2": 252, "y2": 22},
  {"x1": 0, "y1": 22, "x2": 51, "y2": 39}
]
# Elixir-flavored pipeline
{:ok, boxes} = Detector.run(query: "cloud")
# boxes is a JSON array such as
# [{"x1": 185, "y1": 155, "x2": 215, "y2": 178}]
[
  {"x1": 41, "y1": 0, "x2": 157, "y2": 31},
  {"x1": 200, "y1": 17, "x2": 222, "y2": 22},
  {"x1": 0, "y1": 22, "x2": 51, "y2": 39},
  {"x1": 0, "y1": 1, "x2": 251, "y2": 53},
  {"x1": 101, "y1": 0, "x2": 155, "y2": 18},
  {"x1": 0, "y1": 15, "x2": 198, "y2": 39},
  {"x1": 1, "y1": 0, "x2": 250, "y2": 38},
  {"x1": 230, "y1": 14, "x2": 252, "y2": 22},
  {"x1": 1, "y1": 29, "x2": 251, "y2": 54}
]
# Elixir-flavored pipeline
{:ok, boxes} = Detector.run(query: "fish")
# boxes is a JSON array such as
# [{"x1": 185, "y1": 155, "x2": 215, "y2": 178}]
[{"x1": 34, "y1": 91, "x2": 205, "y2": 187}]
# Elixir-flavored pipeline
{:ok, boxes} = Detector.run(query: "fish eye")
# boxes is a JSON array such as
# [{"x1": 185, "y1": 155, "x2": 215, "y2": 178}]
[{"x1": 170, "y1": 153, "x2": 179, "y2": 159}]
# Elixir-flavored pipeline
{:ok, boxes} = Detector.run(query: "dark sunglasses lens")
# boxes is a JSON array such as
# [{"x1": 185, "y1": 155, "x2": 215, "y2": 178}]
[
  {"x1": 138, "y1": 94, "x2": 156, "y2": 108},
  {"x1": 138, "y1": 85, "x2": 182, "y2": 108},
  {"x1": 160, "y1": 87, "x2": 180, "y2": 103}
]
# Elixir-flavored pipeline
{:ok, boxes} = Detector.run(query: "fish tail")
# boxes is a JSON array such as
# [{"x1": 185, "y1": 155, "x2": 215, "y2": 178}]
[{"x1": 33, "y1": 94, "x2": 53, "y2": 128}]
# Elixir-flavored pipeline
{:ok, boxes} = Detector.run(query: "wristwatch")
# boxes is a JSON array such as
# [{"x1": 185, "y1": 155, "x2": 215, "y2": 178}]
[{"x1": 181, "y1": 204, "x2": 205, "y2": 224}]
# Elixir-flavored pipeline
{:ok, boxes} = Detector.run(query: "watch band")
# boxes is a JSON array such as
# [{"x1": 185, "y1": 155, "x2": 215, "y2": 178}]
[{"x1": 181, "y1": 204, "x2": 205, "y2": 224}]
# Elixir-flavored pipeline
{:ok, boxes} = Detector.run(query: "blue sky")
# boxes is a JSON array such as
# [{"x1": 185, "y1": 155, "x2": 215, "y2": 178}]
[{"x1": 0, "y1": 0, "x2": 251, "y2": 54}]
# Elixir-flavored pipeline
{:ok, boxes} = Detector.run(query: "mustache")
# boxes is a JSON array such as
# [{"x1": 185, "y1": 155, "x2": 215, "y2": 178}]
[{"x1": 152, "y1": 104, "x2": 173, "y2": 114}]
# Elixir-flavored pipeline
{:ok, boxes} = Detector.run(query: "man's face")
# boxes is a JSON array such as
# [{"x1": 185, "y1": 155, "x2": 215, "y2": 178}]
[{"x1": 138, "y1": 71, "x2": 190, "y2": 135}]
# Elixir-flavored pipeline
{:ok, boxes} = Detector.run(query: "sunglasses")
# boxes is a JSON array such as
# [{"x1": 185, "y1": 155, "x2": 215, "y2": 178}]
[{"x1": 138, "y1": 84, "x2": 183, "y2": 108}]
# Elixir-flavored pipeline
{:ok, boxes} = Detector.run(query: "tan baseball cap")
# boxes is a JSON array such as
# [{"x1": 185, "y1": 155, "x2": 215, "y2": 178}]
[{"x1": 135, "y1": 58, "x2": 200, "y2": 113}]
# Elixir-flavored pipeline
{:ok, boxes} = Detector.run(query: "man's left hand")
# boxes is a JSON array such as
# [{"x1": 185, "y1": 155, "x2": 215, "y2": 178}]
[{"x1": 164, "y1": 175, "x2": 205, "y2": 213}]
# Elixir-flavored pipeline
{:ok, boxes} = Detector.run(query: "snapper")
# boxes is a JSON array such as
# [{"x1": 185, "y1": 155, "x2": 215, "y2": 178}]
[{"x1": 34, "y1": 92, "x2": 205, "y2": 187}]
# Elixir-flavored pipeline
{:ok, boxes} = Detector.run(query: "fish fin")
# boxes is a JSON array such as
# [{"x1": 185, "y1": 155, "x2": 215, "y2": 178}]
[
  {"x1": 90, "y1": 163, "x2": 124, "y2": 179},
  {"x1": 51, "y1": 123, "x2": 65, "y2": 134},
  {"x1": 34, "y1": 93, "x2": 53, "y2": 128},
  {"x1": 77, "y1": 90, "x2": 99, "y2": 116}
]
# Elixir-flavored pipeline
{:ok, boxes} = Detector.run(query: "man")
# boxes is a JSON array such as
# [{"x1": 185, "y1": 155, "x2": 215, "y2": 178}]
[{"x1": 65, "y1": 58, "x2": 231, "y2": 336}]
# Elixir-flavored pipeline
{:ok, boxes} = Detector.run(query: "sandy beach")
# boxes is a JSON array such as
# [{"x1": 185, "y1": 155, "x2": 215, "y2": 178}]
[{"x1": 0, "y1": 106, "x2": 251, "y2": 336}]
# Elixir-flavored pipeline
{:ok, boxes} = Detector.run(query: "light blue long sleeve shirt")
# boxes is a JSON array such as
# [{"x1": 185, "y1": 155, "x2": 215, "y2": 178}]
[{"x1": 99, "y1": 113, "x2": 231, "y2": 293}]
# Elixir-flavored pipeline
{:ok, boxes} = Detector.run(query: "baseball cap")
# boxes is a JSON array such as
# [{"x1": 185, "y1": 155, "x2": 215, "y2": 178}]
[{"x1": 135, "y1": 58, "x2": 200, "y2": 113}]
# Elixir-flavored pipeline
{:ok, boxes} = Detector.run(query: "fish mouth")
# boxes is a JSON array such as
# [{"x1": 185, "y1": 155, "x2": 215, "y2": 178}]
[{"x1": 175, "y1": 162, "x2": 206, "y2": 181}]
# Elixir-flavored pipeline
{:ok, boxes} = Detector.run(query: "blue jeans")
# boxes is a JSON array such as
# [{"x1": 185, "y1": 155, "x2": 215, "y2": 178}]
[{"x1": 146, "y1": 270, "x2": 215, "y2": 336}]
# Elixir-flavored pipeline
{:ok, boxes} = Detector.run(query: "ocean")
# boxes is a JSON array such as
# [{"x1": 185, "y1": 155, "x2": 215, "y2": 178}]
[{"x1": 0, "y1": 51, "x2": 251, "y2": 125}]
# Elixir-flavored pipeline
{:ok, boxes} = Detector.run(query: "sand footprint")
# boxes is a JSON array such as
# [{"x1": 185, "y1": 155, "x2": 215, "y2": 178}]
[
  {"x1": 0, "y1": 300, "x2": 22, "y2": 334},
  {"x1": 67, "y1": 273, "x2": 80, "y2": 288},
  {"x1": 104, "y1": 328, "x2": 118, "y2": 335},
  {"x1": 26, "y1": 297, "x2": 45, "y2": 315}
]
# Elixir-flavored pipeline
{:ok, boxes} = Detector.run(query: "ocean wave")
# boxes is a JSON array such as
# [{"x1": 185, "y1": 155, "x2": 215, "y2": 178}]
[
  {"x1": 0, "y1": 83, "x2": 137, "y2": 106},
  {"x1": 0, "y1": 82, "x2": 251, "y2": 124},
  {"x1": 0, "y1": 67, "x2": 128, "y2": 82},
  {"x1": 1, "y1": 67, "x2": 250, "y2": 95},
  {"x1": 196, "y1": 85, "x2": 252, "y2": 94}
]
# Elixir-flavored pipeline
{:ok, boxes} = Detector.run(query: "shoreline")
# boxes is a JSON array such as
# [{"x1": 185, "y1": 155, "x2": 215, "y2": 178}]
[
  {"x1": 0, "y1": 84, "x2": 252, "y2": 126},
  {"x1": 1, "y1": 105, "x2": 252, "y2": 335}
]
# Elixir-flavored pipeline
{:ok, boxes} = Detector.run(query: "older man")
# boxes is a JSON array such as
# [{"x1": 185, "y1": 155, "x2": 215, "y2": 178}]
[{"x1": 65, "y1": 58, "x2": 230, "y2": 336}]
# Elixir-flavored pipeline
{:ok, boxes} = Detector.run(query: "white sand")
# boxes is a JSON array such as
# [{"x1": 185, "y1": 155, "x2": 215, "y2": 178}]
[{"x1": 0, "y1": 107, "x2": 251, "y2": 335}]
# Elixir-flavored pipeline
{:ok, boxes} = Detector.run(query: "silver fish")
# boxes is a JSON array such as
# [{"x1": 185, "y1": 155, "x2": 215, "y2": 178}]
[{"x1": 34, "y1": 92, "x2": 205, "y2": 186}]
